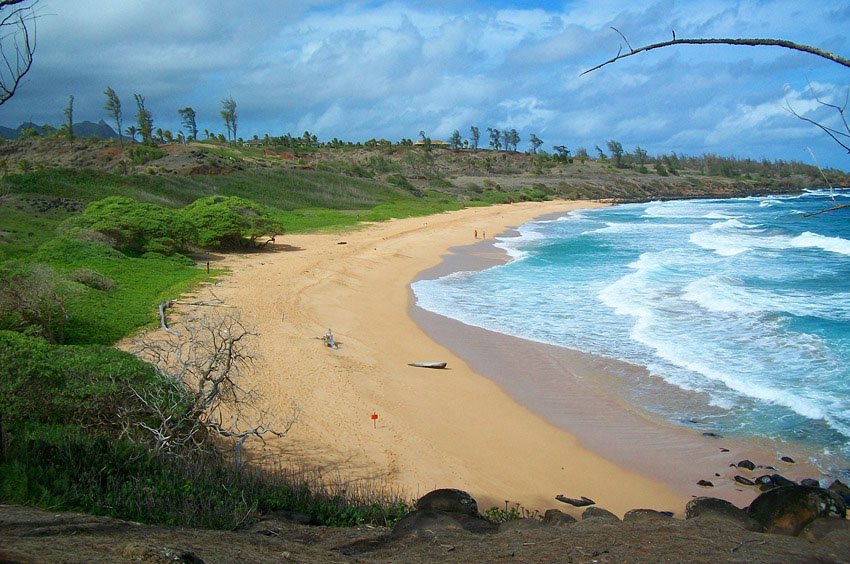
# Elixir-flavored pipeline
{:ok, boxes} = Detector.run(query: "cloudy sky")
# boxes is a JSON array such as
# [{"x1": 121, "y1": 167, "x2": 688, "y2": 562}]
[{"x1": 3, "y1": 0, "x2": 849, "y2": 168}]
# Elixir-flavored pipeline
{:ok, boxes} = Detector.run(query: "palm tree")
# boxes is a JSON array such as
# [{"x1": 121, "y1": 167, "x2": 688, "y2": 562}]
[{"x1": 125, "y1": 125, "x2": 138, "y2": 142}]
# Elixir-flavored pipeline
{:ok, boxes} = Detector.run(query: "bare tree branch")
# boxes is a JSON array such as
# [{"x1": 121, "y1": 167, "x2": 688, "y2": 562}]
[
  {"x1": 0, "y1": 0, "x2": 36, "y2": 105},
  {"x1": 583, "y1": 32, "x2": 850, "y2": 76}
]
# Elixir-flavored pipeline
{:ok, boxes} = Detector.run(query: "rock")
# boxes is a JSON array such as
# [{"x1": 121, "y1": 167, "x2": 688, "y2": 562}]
[
  {"x1": 623, "y1": 509, "x2": 673, "y2": 522},
  {"x1": 799, "y1": 517, "x2": 850, "y2": 543},
  {"x1": 391, "y1": 509, "x2": 497, "y2": 539},
  {"x1": 697, "y1": 480, "x2": 714, "y2": 487},
  {"x1": 702, "y1": 432, "x2": 722, "y2": 438},
  {"x1": 780, "y1": 456, "x2": 796, "y2": 463},
  {"x1": 746, "y1": 485, "x2": 847, "y2": 536},
  {"x1": 416, "y1": 489, "x2": 479, "y2": 516},
  {"x1": 541, "y1": 509, "x2": 577, "y2": 526},
  {"x1": 734, "y1": 475, "x2": 755, "y2": 486},
  {"x1": 800, "y1": 478, "x2": 820, "y2": 487},
  {"x1": 827, "y1": 480, "x2": 850, "y2": 505},
  {"x1": 720, "y1": 448, "x2": 730, "y2": 452},
  {"x1": 581, "y1": 507, "x2": 620, "y2": 522},
  {"x1": 771, "y1": 474, "x2": 797, "y2": 488},
  {"x1": 555, "y1": 495, "x2": 595, "y2": 507},
  {"x1": 737, "y1": 459, "x2": 756, "y2": 471},
  {"x1": 755, "y1": 475, "x2": 776, "y2": 490},
  {"x1": 271, "y1": 510, "x2": 313, "y2": 525},
  {"x1": 499, "y1": 518, "x2": 546, "y2": 532},
  {"x1": 685, "y1": 497, "x2": 763, "y2": 532}
]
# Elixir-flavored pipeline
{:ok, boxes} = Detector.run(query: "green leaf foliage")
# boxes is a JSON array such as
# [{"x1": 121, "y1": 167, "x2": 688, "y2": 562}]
[
  {"x1": 181, "y1": 195, "x2": 284, "y2": 248},
  {"x1": 68, "y1": 196, "x2": 195, "y2": 255}
]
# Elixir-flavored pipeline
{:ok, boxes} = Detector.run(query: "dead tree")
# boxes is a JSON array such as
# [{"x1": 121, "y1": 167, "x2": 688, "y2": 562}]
[
  {"x1": 131, "y1": 309, "x2": 297, "y2": 458},
  {"x1": 0, "y1": 0, "x2": 37, "y2": 105}
]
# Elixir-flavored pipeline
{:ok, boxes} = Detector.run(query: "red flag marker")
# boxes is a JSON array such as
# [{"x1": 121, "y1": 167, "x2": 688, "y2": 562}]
[{"x1": 371, "y1": 411, "x2": 378, "y2": 428}]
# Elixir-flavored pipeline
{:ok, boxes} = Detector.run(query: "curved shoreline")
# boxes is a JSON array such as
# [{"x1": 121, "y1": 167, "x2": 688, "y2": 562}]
[
  {"x1": 192, "y1": 199, "x2": 813, "y2": 516},
  {"x1": 410, "y1": 209, "x2": 833, "y2": 507}
]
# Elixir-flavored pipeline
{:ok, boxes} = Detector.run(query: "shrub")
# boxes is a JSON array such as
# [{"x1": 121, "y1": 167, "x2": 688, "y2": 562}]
[
  {"x1": 69, "y1": 268, "x2": 116, "y2": 291},
  {"x1": 181, "y1": 195, "x2": 284, "y2": 249},
  {"x1": 0, "y1": 263, "x2": 71, "y2": 343},
  {"x1": 127, "y1": 145, "x2": 166, "y2": 165},
  {"x1": 68, "y1": 196, "x2": 194, "y2": 255}
]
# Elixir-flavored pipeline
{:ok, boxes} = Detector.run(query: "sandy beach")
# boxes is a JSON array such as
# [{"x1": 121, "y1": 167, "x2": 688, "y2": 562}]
[{"x1": 181, "y1": 200, "x2": 816, "y2": 517}]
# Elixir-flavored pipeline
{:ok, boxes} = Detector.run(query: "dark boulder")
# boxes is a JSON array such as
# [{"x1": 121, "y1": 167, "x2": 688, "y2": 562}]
[
  {"x1": 800, "y1": 478, "x2": 820, "y2": 487},
  {"x1": 770, "y1": 474, "x2": 797, "y2": 488},
  {"x1": 697, "y1": 480, "x2": 714, "y2": 487},
  {"x1": 780, "y1": 456, "x2": 795, "y2": 463},
  {"x1": 734, "y1": 475, "x2": 755, "y2": 486},
  {"x1": 746, "y1": 485, "x2": 847, "y2": 536},
  {"x1": 685, "y1": 497, "x2": 762, "y2": 532},
  {"x1": 623, "y1": 509, "x2": 673, "y2": 522},
  {"x1": 416, "y1": 488, "x2": 479, "y2": 516},
  {"x1": 581, "y1": 507, "x2": 620, "y2": 522},
  {"x1": 737, "y1": 459, "x2": 756, "y2": 471},
  {"x1": 541, "y1": 509, "x2": 577, "y2": 526},
  {"x1": 828, "y1": 479, "x2": 850, "y2": 505}
]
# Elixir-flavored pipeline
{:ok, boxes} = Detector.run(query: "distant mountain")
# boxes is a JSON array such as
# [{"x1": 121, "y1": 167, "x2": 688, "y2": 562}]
[{"x1": 0, "y1": 120, "x2": 119, "y2": 140}]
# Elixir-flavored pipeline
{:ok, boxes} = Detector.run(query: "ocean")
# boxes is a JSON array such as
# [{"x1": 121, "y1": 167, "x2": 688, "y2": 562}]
[{"x1": 412, "y1": 191, "x2": 850, "y2": 477}]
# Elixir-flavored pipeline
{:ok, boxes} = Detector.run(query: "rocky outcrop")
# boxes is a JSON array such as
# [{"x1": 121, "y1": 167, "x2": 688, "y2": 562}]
[{"x1": 746, "y1": 485, "x2": 847, "y2": 536}]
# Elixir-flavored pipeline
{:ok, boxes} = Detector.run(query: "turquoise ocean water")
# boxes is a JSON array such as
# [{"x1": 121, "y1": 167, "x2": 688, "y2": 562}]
[{"x1": 412, "y1": 191, "x2": 850, "y2": 477}]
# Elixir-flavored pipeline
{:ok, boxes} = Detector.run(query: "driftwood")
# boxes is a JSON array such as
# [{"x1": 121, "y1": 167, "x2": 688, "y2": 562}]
[
  {"x1": 158, "y1": 301, "x2": 179, "y2": 336},
  {"x1": 322, "y1": 329, "x2": 339, "y2": 349},
  {"x1": 555, "y1": 495, "x2": 595, "y2": 507},
  {"x1": 408, "y1": 362, "x2": 448, "y2": 369}
]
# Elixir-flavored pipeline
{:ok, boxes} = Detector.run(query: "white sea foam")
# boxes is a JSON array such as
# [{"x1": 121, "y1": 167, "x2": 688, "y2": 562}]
[{"x1": 791, "y1": 231, "x2": 850, "y2": 256}]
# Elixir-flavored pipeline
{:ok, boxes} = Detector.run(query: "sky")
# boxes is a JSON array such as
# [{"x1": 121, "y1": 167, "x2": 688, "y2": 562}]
[{"x1": 2, "y1": 0, "x2": 850, "y2": 169}]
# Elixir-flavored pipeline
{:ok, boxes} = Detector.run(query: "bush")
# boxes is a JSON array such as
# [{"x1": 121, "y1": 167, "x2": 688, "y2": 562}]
[
  {"x1": 181, "y1": 195, "x2": 284, "y2": 249},
  {"x1": 127, "y1": 145, "x2": 166, "y2": 165},
  {"x1": 69, "y1": 268, "x2": 116, "y2": 291},
  {"x1": 0, "y1": 263, "x2": 71, "y2": 343},
  {"x1": 68, "y1": 196, "x2": 194, "y2": 255}
]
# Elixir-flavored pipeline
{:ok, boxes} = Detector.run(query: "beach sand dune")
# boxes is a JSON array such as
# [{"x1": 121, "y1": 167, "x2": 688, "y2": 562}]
[{"x1": 187, "y1": 201, "x2": 699, "y2": 516}]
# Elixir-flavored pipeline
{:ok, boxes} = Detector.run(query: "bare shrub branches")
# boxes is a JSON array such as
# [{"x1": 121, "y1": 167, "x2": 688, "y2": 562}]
[
  {"x1": 131, "y1": 309, "x2": 297, "y2": 456},
  {"x1": 583, "y1": 30, "x2": 850, "y2": 76},
  {"x1": 0, "y1": 0, "x2": 37, "y2": 104}
]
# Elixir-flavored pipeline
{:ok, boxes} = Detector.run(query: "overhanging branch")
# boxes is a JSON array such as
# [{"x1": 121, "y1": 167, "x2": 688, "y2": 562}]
[{"x1": 583, "y1": 32, "x2": 850, "y2": 76}]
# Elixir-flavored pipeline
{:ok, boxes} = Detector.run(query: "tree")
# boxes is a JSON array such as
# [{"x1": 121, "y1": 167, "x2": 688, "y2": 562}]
[
  {"x1": 131, "y1": 309, "x2": 297, "y2": 456},
  {"x1": 607, "y1": 140, "x2": 624, "y2": 167},
  {"x1": 125, "y1": 125, "x2": 138, "y2": 142},
  {"x1": 220, "y1": 95, "x2": 237, "y2": 142},
  {"x1": 181, "y1": 195, "x2": 284, "y2": 249},
  {"x1": 134, "y1": 93, "x2": 153, "y2": 144},
  {"x1": 0, "y1": 0, "x2": 37, "y2": 105},
  {"x1": 529, "y1": 133, "x2": 543, "y2": 155},
  {"x1": 178, "y1": 106, "x2": 197, "y2": 141},
  {"x1": 487, "y1": 127, "x2": 501, "y2": 151},
  {"x1": 594, "y1": 145, "x2": 607, "y2": 160},
  {"x1": 553, "y1": 145, "x2": 571, "y2": 162},
  {"x1": 63, "y1": 94, "x2": 73, "y2": 139},
  {"x1": 104, "y1": 86, "x2": 123, "y2": 144},
  {"x1": 470, "y1": 126, "x2": 480, "y2": 151},
  {"x1": 449, "y1": 129, "x2": 462, "y2": 150},
  {"x1": 634, "y1": 145, "x2": 648, "y2": 166}
]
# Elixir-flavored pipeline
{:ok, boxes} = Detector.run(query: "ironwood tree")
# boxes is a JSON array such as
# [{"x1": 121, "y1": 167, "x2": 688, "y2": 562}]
[{"x1": 0, "y1": 0, "x2": 37, "y2": 105}]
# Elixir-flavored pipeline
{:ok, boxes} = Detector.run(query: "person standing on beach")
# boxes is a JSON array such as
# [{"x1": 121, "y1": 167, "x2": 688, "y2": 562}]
[{"x1": 474, "y1": 229, "x2": 478, "y2": 239}]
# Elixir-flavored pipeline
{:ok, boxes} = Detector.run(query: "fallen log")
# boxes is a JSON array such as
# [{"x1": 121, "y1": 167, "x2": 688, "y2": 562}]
[
  {"x1": 158, "y1": 301, "x2": 179, "y2": 336},
  {"x1": 555, "y1": 495, "x2": 595, "y2": 507},
  {"x1": 408, "y1": 362, "x2": 448, "y2": 369},
  {"x1": 323, "y1": 329, "x2": 339, "y2": 350}
]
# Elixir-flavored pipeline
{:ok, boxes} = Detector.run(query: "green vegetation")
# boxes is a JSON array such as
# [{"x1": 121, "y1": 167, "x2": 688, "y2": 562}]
[{"x1": 0, "y1": 136, "x2": 845, "y2": 533}]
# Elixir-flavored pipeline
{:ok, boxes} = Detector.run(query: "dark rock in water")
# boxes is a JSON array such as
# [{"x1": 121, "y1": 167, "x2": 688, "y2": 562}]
[
  {"x1": 780, "y1": 456, "x2": 796, "y2": 463},
  {"x1": 623, "y1": 509, "x2": 673, "y2": 522},
  {"x1": 755, "y1": 475, "x2": 775, "y2": 488},
  {"x1": 416, "y1": 488, "x2": 479, "y2": 516},
  {"x1": 541, "y1": 509, "x2": 577, "y2": 526},
  {"x1": 555, "y1": 495, "x2": 595, "y2": 507},
  {"x1": 734, "y1": 475, "x2": 755, "y2": 486},
  {"x1": 702, "y1": 432, "x2": 722, "y2": 438},
  {"x1": 685, "y1": 497, "x2": 763, "y2": 532},
  {"x1": 800, "y1": 478, "x2": 820, "y2": 487},
  {"x1": 697, "y1": 480, "x2": 714, "y2": 487},
  {"x1": 737, "y1": 459, "x2": 756, "y2": 471},
  {"x1": 581, "y1": 507, "x2": 620, "y2": 522},
  {"x1": 747, "y1": 485, "x2": 847, "y2": 536},
  {"x1": 770, "y1": 474, "x2": 797, "y2": 488},
  {"x1": 828, "y1": 479, "x2": 850, "y2": 504}
]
